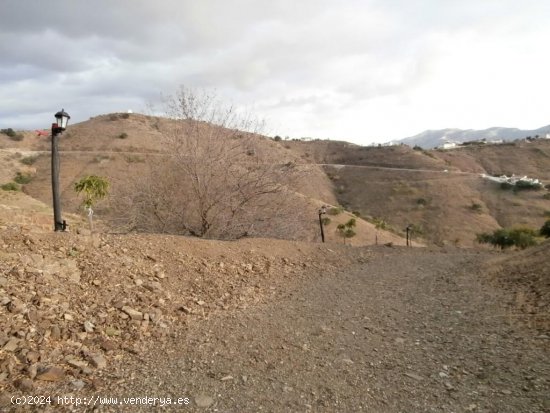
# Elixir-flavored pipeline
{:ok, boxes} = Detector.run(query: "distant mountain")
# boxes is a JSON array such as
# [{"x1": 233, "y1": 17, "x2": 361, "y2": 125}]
[{"x1": 398, "y1": 125, "x2": 550, "y2": 149}]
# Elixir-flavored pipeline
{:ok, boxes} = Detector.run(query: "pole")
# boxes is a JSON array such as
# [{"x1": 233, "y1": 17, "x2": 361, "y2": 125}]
[
  {"x1": 318, "y1": 211, "x2": 325, "y2": 243},
  {"x1": 51, "y1": 126, "x2": 63, "y2": 231}
]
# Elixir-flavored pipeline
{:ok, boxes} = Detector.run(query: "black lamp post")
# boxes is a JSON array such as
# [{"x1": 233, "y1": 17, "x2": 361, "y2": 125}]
[
  {"x1": 51, "y1": 109, "x2": 70, "y2": 231},
  {"x1": 318, "y1": 205, "x2": 327, "y2": 243},
  {"x1": 406, "y1": 224, "x2": 412, "y2": 247}
]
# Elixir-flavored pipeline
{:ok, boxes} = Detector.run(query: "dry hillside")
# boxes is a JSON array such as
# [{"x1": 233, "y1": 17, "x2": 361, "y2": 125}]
[
  {"x1": 2, "y1": 115, "x2": 549, "y2": 245},
  {"x1": 282, "y1": 139, "x2": 550, "y2": 246}
]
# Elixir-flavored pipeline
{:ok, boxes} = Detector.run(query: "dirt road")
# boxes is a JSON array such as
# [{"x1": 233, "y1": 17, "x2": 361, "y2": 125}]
[{"x1": 95, "y1": 247, "x2": 548, "y2": 412}]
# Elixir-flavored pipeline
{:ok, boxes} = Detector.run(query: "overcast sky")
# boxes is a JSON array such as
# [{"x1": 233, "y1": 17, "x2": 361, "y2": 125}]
[{"x1": 1, "y1": 0, "x2": 549, "y2": 144}]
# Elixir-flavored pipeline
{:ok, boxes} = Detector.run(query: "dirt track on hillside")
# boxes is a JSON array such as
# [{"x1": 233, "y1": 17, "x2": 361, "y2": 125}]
[{"x1": 63, "y1": 247, "x2": 550, "y2": 412}]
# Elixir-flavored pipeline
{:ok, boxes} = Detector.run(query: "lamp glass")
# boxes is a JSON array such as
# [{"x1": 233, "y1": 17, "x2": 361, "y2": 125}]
[{"x1": 55, "y1": 109, "x2": 70, "y2": 130}]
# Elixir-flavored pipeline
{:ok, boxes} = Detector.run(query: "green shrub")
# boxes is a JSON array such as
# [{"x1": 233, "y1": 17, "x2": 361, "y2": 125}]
[
  {"x1": 476, "y1": 227, "x2": 538, "y2": 249},
  {"x1": 543, "y1": 210, "x2": 550, "y2": 218},
  {"x1": 327, "y1": 206, "x2": 344, "y2": 215},
  {"x1": 541, "y1": 220, "x2": 550, "y2": 238},
  {"x1": 413, "y1": 145, "x2": 423, "y2": 151},
  {"x1": 273, "y1": 135, "x2": 282, "y2": 141},
  {"x1": 121, "y1": 113, "x2": 130, "y2": 119},
  {"x1": 20, "y1": 155, "x2": 39, "y2": 165},
  {"x1": 416, "y1": 198, "x2": 428, "y2": 206},
  {"x1": 1, "y1": 128, "x2": 16, "y2": 137},
  {"x1": 352, "y1": 210, "x2": 361, "y2": 217},
  {"x1": 321, "y1": 217, "x2": 331, "y2": 226},
  {"x1": 118, "y1": 132, "x2": 128, "y2": 139},
  {"x1": 543, "y1": 193, "x2": 550, "y2": 200},
  {"x1": 1, "y1": 182, "x2": 20, "y2": 191},
  {"x1": 13, "y1": 172, "x2": 33, "y2": 184}
]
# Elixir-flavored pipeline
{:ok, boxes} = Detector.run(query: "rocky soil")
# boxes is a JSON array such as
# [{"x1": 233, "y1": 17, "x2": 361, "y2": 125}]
[{"x1": 0, "y1": 227, "x2": 549, "y2": 412}]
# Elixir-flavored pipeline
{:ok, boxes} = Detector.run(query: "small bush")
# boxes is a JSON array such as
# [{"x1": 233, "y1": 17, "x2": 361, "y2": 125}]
[
  {"x1": 543, "y1": 210, "x2": 550, "y2": 218},
  {"x1": 327, "y1": 206, "x2": 344, "y2": 215},
  {"x1": 470, "y1": 202, "x2": 483, "y2": 212},
  {"x1": 273, "y1": 135, "x2": 282, "y2": 142},
  {"x1": 1, "y1": 128, "x2": 16, "y2": 137},
  {"x1": 352, "y1": 210, "x2": 361, "y2": 217},
  {"x1": 416, "y1": 198, "x2": 428, "y2": 206},
  {"x1": 321, "y1": 217, "x2": 331, "y2": 226},
  {"x1": 118, "y1": 132, "x2": 128, "y2": 139},
  {"x1": 109, "y1": 114, "x2": 119, "y2": 121},
  {"x1": 1, "y1": 182, "x2": 20, "y2": 191},
  {"x1": 476, "y1": 227, "x2": 538, "y2": 250},
  {"x1": 543, "y1": 193, "x2": 550, "y2": 200},
  {"x1": 413, "y1": 145, "x2": 423, "y2": 151},
  {"x1": 14, "y1": 172, "x2": 33, "y2": 184},
  {"x1": 500, "y1": 182, "x2": 514, "y2": 190},
  {"x1": 540, "y1": 220, "x2": 550, "y2": 238},
  {"x1": 20, "y1": 155, "x2": 39, "y2": 165},
  {"x1": 120, "y1": 113, "x2": 130, "y2": 119},
  {"x1": 9, "y1": 133, "x2": 24, "y2": 141},
  {"x1": 125, "y1": 155, "x2": 145, "y2": 163}
]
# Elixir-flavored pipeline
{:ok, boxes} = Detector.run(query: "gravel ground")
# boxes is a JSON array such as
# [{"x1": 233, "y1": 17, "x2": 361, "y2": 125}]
[
  {"x1": 98, "y1": 247, "x2": 549, "y2": 412},
  {"x1": 2, "y1": 246, "x2": 548, "y2": 412}
]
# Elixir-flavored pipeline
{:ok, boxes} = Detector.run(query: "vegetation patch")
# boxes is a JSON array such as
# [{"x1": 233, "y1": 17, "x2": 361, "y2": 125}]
[
  {"x1": 476, "y1": 226, "x2": 538, "y2": 250},
  {"x1": 125, "y1": 155, "x2": 145, "y2": 163},
  {"x1": 20, "y1": 155, "x2": 39, "y2": 165},
  {"x1": 327, "y1": 206, "x2": 344, "y2": 215},
  {"x1": 469, "y1": 202, "x2": 483, "y2": 212},
  {"x1": 1, "y1": 128, "x2": 24, "y2": 141},
  {"x1": 337, "y1": 218, "x2": 357, "y2": 244},
  {"x1": 14, "y1": 172, "x2": 33, "y2": 185},
  {"x1": 1, "y1": 182, "x2": 20, "y2": 191}
]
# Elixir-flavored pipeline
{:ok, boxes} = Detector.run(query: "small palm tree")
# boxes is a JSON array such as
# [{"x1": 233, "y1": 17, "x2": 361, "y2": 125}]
[
  {"x1": 74, "y1": 175, "x2": 109, "y2": 233},
  {"x1": 337, "y1": 218, "x2": 357, "y2": 245}
]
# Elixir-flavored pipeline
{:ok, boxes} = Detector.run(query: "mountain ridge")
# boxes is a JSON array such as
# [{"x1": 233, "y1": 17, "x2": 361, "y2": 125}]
[{"x1": 398, "y1": 124, "x2": 550, "y2": 148}]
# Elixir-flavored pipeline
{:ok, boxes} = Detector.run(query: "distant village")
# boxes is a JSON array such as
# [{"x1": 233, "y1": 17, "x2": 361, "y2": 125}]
[{"x1": 436, "y1": 133, "x2": 550, "y2": 150}]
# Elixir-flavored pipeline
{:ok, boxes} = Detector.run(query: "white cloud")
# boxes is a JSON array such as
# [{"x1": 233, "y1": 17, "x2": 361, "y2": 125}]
[{"x1": 0, "y1": 0, "x2": 549, "y2": 143}]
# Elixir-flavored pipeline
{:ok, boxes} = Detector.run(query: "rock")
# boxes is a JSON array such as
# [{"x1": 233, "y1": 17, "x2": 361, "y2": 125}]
[
  {"x1": 90, "y1": 354, "x2": 107, "y2": 369},
  {"x1": 50, "y1": 325, "x2": 61, "y2": 340},
  {"x1": 66, "y1": 358, "x2": 88, "y2": 369},
  {"x1": 64, "y1": 313, "x2": 74, "y2": 321},
  {"x1": 26, "y1": 351, "x2": 40, "y2": 363},
  {"x1": 72, "y1": 380, "x2": 86, "y2": 390},
  {"x1": 395, "y1": 337, "x2": 405, "y2": 344},
  {"x1": 99, "y1": 339, "x2": 118, "y2": 352},
  {"x1": 122, "y1": 306, "x2": 143, "y2": 320},
  {"x1": 36, "y1": 366, "x2": 65, "y2": 382},
  {"x1": 104, "y1": 326, "x2": 121, "y2": 336},
  {"x1": 404, "y1": 372, "x2": 424, "y2": 381},
  {"x1": 220, "y1": 375, "x2": 234, "y2": 381},
  {"x1": 195, "y1": 395, "x2": 215, "y2": 408},
  {"x1": 14, "y1": 378, "x2": 34, "y2": 392},
  {"x1": 0, "y1": 276, "x2": 7, "y2": 287},
  {"x1": 83, "y1": 321, "x2": 95, "y2": 333},
  {"x1": 3, "y1": 338, "x2": 19, "y2": 352}
]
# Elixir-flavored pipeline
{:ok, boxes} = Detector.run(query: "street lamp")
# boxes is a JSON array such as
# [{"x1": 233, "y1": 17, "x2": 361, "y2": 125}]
[
  {"x1": 51, "y1": 109, "x2": 70, "y2": 231},
  {"x1": 318, "y1": 205, "x2": 327, "y2": 243},
  {"x1": 406, "y1": 224, "x2": 412, "y2": 247}
]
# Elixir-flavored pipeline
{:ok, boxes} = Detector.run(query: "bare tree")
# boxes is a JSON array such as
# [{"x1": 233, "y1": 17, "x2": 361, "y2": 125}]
[{"x1": 114, "y1": 86, "x2": 304, "y2": 239}]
